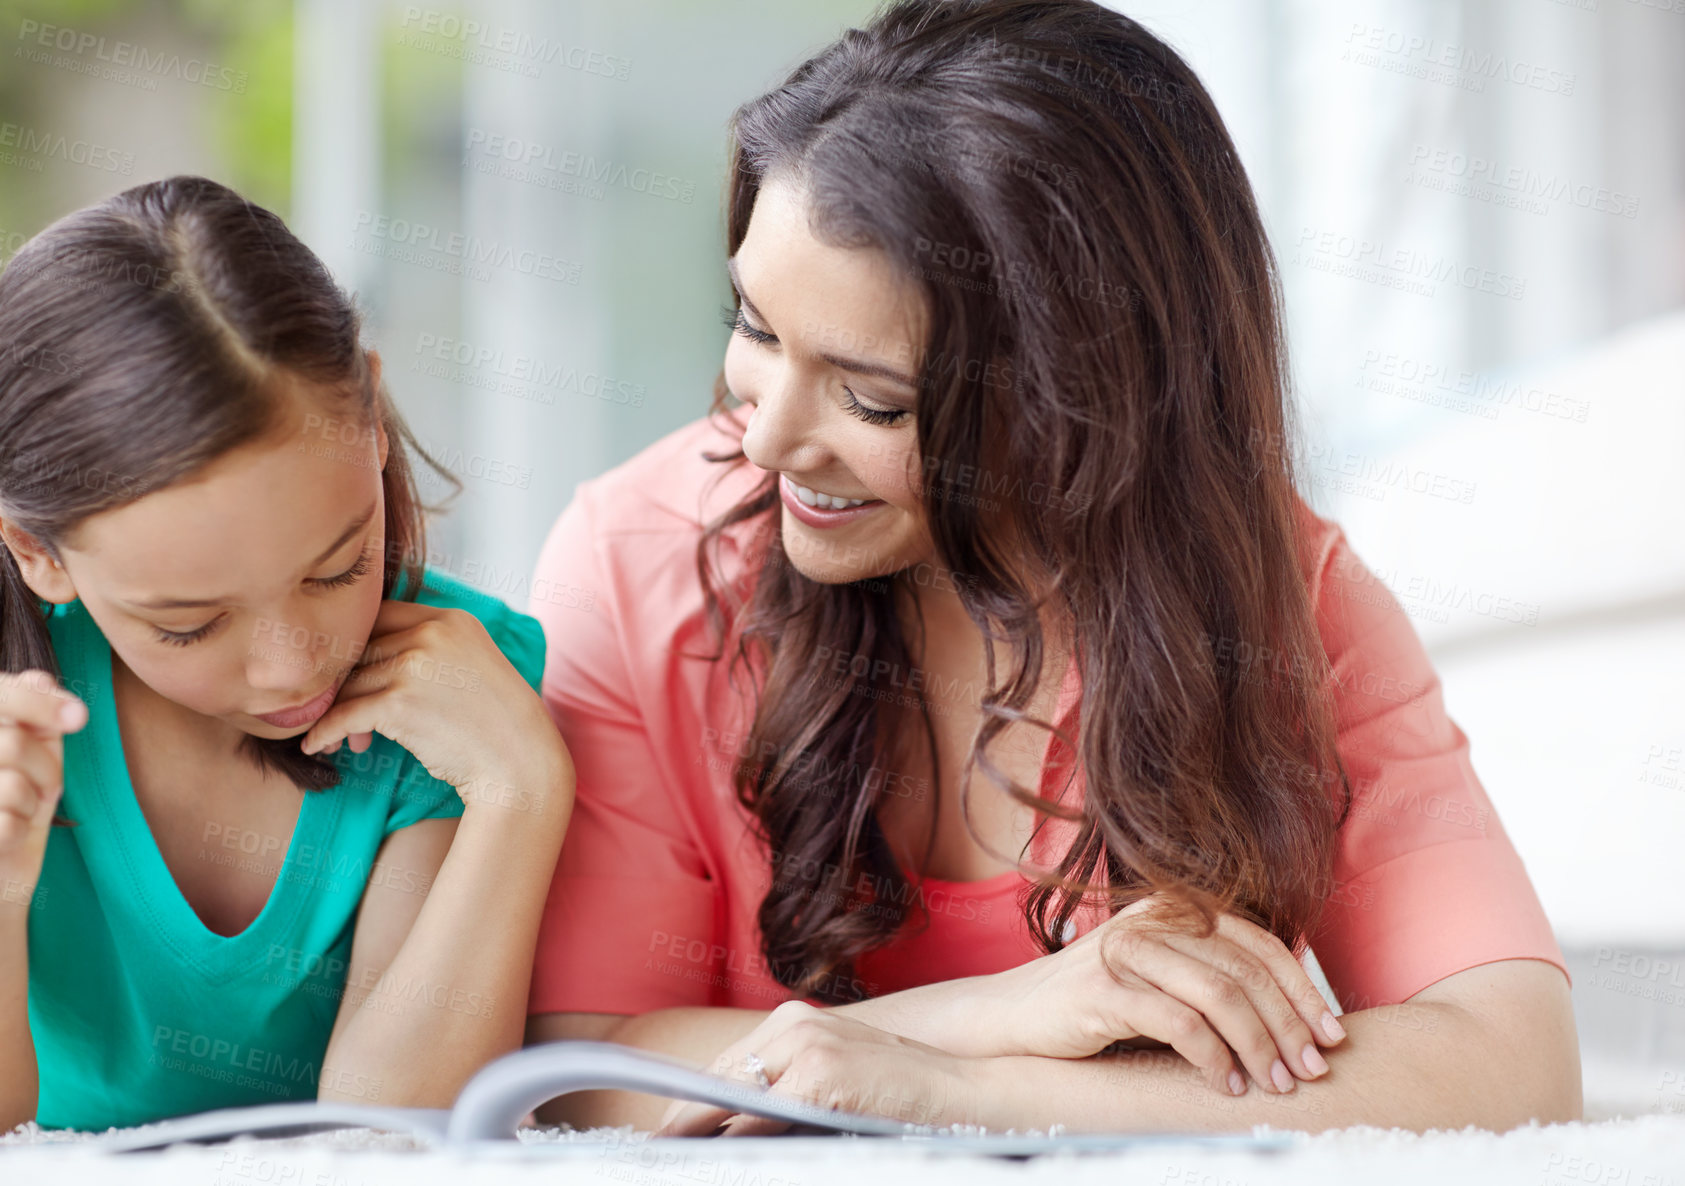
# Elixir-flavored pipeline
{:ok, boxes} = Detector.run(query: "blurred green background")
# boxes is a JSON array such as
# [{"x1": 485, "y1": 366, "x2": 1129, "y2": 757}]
[
  {"x1": 1, "y1": 0, "x2": 1681, "y2": 629},
  {"x1": 0, "y1": 0, "x2": 878, "y2": 599}
]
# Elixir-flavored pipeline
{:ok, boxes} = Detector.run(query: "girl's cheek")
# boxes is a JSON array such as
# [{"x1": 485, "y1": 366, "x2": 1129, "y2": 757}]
[{"x1": 120, "y1": 648, "x2": 228, "y2": 716}]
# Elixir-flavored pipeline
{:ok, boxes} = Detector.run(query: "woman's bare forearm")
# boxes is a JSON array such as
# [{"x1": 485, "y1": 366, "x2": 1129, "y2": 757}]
[
  {"x1": 831, "y1": 976, "x2": 999, "y2": 1052},
  {"x1": 529, "y1": 979, "x2": 1015, "y2": 1130},
  {"x1": 532, "y1": 959, "x2": 1577, "y2": 1134},
  {"x1": 964, "y1": 988, "x2": 1577, "y2": 1134},
  {"x1": 531, "y1": 1006, "x2": 772, "y2": 1130}
]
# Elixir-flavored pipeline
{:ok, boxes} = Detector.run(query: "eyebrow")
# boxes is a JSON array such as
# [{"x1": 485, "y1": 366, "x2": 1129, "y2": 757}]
[
  {"x1": 726, "y1": 256, "x2": 920, "y2": 390},
  {"x1": 126, "y1": 500, "x2": 378, "y2": 611}
]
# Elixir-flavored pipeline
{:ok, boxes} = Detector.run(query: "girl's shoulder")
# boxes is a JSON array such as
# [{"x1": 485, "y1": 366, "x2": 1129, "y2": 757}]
[{"x1": 400, "y1": 565, "x2": 548, "y2": 693}]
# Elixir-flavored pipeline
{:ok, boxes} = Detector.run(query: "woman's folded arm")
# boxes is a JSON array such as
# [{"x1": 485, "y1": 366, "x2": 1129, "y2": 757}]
[
  {"x1": 640, "y1": 958, "x2": 1578, "y2": 1136},
  {"x1": 956, "y1": 958, "x2": 1580, "y2": 1134}
]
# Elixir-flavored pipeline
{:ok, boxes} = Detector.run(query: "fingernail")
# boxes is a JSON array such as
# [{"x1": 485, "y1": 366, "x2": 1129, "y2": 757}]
[
  {"x1": 1321, "y1": 1011, "x2": 1347, "y2": 1042},
  {"x1": 1228, "y1": 1070, "x2": 1246, "y2": 1097},
  {"x1": 59, "y1": 701, "x2": 85, "y2": 729},
  {"x1": 1301, "y1": 1043, "x2": 1328, "y2": 1076},
  {"x1": 1270, "y1": 1059, "x2": 1294, "y2": 1093}
]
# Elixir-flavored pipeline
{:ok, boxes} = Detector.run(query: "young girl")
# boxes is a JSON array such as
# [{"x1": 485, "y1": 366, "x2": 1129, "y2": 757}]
[
  {"x1": 522, "y1": 0, "x2": 1579, "y2": 1135},
  {"x1": 0, "y1": 176, "x2": 574, "y2": 1131}
]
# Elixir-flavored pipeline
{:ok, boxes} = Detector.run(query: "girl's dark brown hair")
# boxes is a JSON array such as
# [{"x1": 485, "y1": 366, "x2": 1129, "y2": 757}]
[
  {"x1": 0, "y1": 174, "x2": 457, "y2": 792},
  {"x1": 698, "y1": 0, "x2": 1352, "y2": 1002}
]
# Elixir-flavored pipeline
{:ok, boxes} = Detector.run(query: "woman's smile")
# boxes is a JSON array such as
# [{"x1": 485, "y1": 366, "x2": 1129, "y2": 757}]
[{"x1": 777, "y1": 473, "x2": 886, "y2": 528}]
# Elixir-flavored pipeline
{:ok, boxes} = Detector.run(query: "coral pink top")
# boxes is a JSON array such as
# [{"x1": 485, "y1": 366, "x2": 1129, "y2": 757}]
[{"x1": 525, "y1": 409, "x2": 1566, "y2": 1015}]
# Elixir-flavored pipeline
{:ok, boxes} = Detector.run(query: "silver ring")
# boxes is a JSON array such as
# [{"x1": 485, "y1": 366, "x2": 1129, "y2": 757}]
[{"x1": 742, "y1": 1051, "x2": 770, "y2": 1089}]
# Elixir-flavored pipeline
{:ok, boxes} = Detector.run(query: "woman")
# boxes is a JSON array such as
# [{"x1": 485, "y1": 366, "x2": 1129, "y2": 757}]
[{"x1": 523, "y1": 0, "x2": 1578, "y2": 1134}]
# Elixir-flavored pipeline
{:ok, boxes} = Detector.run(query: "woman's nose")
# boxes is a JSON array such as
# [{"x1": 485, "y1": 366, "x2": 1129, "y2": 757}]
[{"x1": 738, "y1": 372, "x2": 824, "y2": 476}]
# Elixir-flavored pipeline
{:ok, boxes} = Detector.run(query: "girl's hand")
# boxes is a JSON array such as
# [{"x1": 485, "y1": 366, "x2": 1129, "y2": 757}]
[
  {"x1": 0, "y1": 669, "x2": 86, "y2": 871},
  {"x1": 655, "y1": 1003, "x2": 974, "y2": 1137},
  {"x1": 299, "y1": 601, "x2": 572, "y2": 817},
  {"x1": 969, "y1": 896, "x2": 1345, "y2": 1096}
]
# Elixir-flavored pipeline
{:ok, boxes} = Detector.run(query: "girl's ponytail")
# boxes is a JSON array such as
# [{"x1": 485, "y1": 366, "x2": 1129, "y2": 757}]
[{"x1": 0, "y1": 534, "x2": 56, "y2": 678}]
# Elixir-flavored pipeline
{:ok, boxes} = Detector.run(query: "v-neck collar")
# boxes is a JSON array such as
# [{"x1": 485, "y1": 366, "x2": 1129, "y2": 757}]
[{"x1": 57, "y1": 600, "x2": 338, "y2": 982}]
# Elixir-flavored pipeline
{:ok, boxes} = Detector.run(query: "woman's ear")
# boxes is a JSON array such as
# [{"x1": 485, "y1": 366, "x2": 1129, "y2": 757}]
[{"x1": 0, "y1": 518, "x2": 77, "y2": 604}]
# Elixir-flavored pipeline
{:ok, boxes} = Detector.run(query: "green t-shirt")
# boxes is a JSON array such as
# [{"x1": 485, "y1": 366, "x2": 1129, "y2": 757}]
[{"x1": 25, "y1": 567, "x2": 547, "y2": 1130}]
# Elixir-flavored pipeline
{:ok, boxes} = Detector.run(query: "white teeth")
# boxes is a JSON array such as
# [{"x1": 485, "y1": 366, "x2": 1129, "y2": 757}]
[{"x1": 788, "y1": 478, "x2": 868, "y2": 511}]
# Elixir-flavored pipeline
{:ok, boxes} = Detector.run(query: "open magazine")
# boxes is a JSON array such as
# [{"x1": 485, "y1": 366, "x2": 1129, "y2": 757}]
[{"x1": 91, "y1": 1040, "x2": 1291, "y2": 1154}]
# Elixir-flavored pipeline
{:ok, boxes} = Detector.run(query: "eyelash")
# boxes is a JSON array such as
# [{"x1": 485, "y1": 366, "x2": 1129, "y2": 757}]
[
  {"x1": 312, "y1": 546, "x2": 375, "y2": 590},
  {"x1": 721, "y1": 304, "x2": 910, "y2": 426},
  {"x1": 155, "y1": 619, "x2": 222, "y2": 648},
  {"x1": 721, "y1": 303, "x2": 776, "y2": 345},
  {"x1": 842, "y1": 387, "x2": 909, "y2": 426},
  {"x1": 153, "y1": 545, "x2": 376, "y2": 646}
]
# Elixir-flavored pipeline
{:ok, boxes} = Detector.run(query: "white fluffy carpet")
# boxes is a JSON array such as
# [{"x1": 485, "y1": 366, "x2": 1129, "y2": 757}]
[{"x1": 5, "y1": 1093, "x2": 1684, "y2": 1186}]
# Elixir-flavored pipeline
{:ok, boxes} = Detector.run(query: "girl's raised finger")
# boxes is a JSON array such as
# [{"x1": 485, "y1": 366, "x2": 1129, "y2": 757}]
[
  {"x1": 0, "y1": 724, "x2": 63, "y2": 799},
  {"x1": 0, "y1": 670, "x2": 86, "y2": 735}
]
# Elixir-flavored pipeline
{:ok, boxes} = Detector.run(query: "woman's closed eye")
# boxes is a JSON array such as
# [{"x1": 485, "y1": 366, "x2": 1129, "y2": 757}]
[
  {"x1": 842, "y1": 386, "x2": 908, "y2": 426},
  {"x1": 721, "y1": 304, "x2": 910, "y2": 426},
  {"x1": 721, "y1": 303, "x2": 777, "y2": 346}
]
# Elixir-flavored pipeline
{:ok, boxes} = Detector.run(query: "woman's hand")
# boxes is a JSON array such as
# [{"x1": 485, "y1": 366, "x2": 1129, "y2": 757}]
[
  {"x1": 298, "y1": 601, "x2": 571, "y2": 817},
  {"x1": 655, "y1": 1002, "x2": 976, "y2": 1137},
  {"x1": 945, "y1": 896, "x2": 1345, "y2": 1096},
  {"x1": 0, "y1": 669, "x2": 86, "y2": 875},
  {"x1": 838, "y1": 894, "x2": 1346, "y2": 1097}
]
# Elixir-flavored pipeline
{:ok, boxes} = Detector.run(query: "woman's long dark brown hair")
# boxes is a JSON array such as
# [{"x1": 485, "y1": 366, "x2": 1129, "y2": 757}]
[
  {"x1": 698, "y1": 0, "x2": 1353, "y2": 1002},
  {"x1": 0, "y1": 174, "x2": 458, "y2": 793}
]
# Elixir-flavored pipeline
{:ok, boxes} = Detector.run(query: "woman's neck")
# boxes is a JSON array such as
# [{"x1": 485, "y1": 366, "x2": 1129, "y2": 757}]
[{"x1": 899, "y1": 564, "x2": 1072, "y2": 689}]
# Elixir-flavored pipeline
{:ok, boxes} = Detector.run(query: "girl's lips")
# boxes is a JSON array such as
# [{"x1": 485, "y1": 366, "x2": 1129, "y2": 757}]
[
  {"x1": 253, "y1": 682, "x2": 338, "y2": 730},
  {"x1": 779, "y1": 474, "x2": 885, "y2": 529}
]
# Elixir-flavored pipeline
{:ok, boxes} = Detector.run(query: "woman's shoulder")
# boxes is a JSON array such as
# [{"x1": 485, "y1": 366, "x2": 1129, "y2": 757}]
[
  {"x1": 523, "y1": 407, "x2": 766, "y2": 719},
  {"x1": 576, "y1": 404, "x2": 762, "y2": 533},
  {"x1": 1289, "y1": 497, "x2": 1443, "y2": 730},
  {"x1": 1292, "y1": 497, "x2": 1389, "y2": 631},
  {"x1": 1290, "y1": 497, "x2": 1350, "y2": 595},
  {"x1": 532, "y1": 406, "x2": 765, "y2": 622}
]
